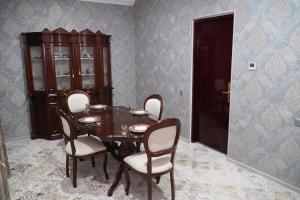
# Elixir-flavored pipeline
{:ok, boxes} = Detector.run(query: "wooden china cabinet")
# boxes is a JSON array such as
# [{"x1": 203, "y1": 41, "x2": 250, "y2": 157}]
[{"x1": 22, "y1": 28, "x2": 112, "y2": 140}]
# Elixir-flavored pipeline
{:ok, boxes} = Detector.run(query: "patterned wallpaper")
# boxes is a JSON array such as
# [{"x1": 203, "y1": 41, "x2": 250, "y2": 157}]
[
  {"x1": 134, "y1": 0, "x2": 300, "y2": 188},
  {"x1": 1, "y1": 0, "x2": 299, "y2": 190},
  {"x1": 0, "y1": 0, "x2": 136, "y2": 138}
]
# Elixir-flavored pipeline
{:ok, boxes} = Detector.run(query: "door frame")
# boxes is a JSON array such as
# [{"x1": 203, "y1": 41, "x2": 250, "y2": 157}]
[{"x1": 189, "y1": 11, "x2": 235, "y2": 143}]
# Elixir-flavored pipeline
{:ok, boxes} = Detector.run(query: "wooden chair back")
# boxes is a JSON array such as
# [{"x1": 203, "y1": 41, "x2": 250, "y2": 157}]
[
  {"x1": 66, "y1": 90, "x2": 90, "y2": 113},
  {"x1": 55, "y1": 107, "x2": 77, "y2": 156},
  {"x1": 143, "y1": 118, "x2": 181, "y2": 163},
  {"x1": 144, "y1": 94, "x2": 163, "y2": 120}
]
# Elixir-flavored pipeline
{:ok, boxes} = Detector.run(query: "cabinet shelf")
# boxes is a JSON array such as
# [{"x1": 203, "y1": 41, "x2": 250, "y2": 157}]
[
  {"x1": 54, "y1": 57, "x2": 69, "y2": 61},
  {"x1": 32, "y1": 58, "x2": 42, "y2": 61},
  {"x1": 81, "y1": 57, "x2": 94, "y2": 60},
  {"x1": 82, "y1": 73, "x2": 95, "y2": 76},
  {"x1": 56, "y1": 75, "x2": 70, "y2": 78}
]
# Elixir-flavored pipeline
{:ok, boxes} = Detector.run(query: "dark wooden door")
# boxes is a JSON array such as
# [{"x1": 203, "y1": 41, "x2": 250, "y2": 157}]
[{"x1": 192, "y1": 14, "x2": 234, "y2": 154}]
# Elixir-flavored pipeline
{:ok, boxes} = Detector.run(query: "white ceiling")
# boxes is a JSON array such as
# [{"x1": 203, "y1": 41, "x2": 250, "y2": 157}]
[{"x1": 80, "y1": 0, "x2": 135, "y2": 6}]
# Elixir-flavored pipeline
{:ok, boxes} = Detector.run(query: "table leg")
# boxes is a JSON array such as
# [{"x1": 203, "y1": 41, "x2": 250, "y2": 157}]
[
  {"x1": 107, "y1": 141, "x2": 137, "y2": 196},
  {"x1": 108, "y1": 161, "x2": 124, "y2": 196},
  {"x1": 104, "y1": 142, "x2": 122, "y2": 162}
]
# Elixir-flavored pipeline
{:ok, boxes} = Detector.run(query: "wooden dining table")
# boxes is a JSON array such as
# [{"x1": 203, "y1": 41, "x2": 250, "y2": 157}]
[{"x1": 68, "y1": 106, "x2": 157, "y2": 196}]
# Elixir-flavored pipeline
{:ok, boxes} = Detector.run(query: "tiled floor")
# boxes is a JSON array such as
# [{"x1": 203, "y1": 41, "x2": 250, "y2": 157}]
[{"x1": 6, "y1": 137, "x2": 300, "y2": 200}]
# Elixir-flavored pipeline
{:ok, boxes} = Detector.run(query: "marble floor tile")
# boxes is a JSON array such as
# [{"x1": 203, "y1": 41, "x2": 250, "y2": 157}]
[{"x1": 6, "y1": 138, "x2": 300, "y2": 200}]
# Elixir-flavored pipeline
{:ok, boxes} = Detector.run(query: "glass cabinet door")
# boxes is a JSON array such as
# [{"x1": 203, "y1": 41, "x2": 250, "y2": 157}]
[
  {"x1": 30, "y1": 47, "x2": 45, "y2": 91},
  {"x1": 54, "y1": 46, "x2": 71, "y2": 90},
  {"x1": 80, "y1": 45, "x2": 95, "y2": 89}
]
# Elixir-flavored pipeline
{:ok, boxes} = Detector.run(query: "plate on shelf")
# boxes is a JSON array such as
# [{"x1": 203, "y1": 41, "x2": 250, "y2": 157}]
[
  {"x1": 89, "y1": 104, "x2": 107, "y2": 110},
  {"x1": 130, "y1": 109, "x2": 149, "y2": 115},
  {"x1": 78, "y1": 116, "x2": 101, "y2": 123},
  {"x1": 82, "y1": 53, "x2": 91, "y2": 58},
  {"x1": 129, "y1": 124, "x2": 150, "y2": 133}
]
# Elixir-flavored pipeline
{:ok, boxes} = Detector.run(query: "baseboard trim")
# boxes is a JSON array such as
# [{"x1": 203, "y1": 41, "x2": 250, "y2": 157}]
[
  {"x1": 227, "y1": 157, "x2": 300, "y2": 194},
  {"x1": 5, "y1": 135, "x2": 28, "y2": 142},
  {"x1": 180, "y1": 136, "x2": 190, "y2": 143}
]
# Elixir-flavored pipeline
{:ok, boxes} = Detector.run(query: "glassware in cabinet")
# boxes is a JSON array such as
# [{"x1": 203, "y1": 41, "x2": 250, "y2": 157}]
[
  {"x1": 53, "y1": 46, "x2": 71, "y2": 90},
  {"x1": 80, "y1": 45, "x2": 95, "y2": 89},
  {"x1": 30, "y1": 46, "x2": 45, "y2": 91}
]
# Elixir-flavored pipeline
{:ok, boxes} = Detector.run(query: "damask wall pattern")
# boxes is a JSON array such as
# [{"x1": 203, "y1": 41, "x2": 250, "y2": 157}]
[
  {"x1": 0, "y1": 0, "x2": 300, "y2": 191},
  {"x1": 0, "y1": 0, "x2": 136, "y2": 138},
  {"x1": 134, "y1": 0, "x2": 300, "y2": 188}
]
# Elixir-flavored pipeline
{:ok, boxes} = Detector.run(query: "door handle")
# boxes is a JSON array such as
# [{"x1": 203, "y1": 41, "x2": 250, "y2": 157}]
[
  {"x1": 221, "y1": 91, "x2": 230, "y2": 95},
  {"x1": 221, "y1": 82, "x2": 230, "y2": 103}
]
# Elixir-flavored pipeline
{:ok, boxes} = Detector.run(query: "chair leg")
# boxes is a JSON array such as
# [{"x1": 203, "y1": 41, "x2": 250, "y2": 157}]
[
  {"x1": 155, "y1": 176, "x2": 161, "y2": 184},
  {"x1": 136, "y1": 142, "x2": 141, "y2": 152},
  {"x1": 66, "y1": 155, "x2": 70, "y2": 177},
  {"x1": 91, "y1": 156, "x2": 95, "y2": 168},
  {"x1": 147, "y1": 174, "x2": 152, "y2": 200},
  {"x1": 124, "y1": 165, "x2": 130, "y2": 195},
  {"x1": 72, "y1": 157, "x2": 77, "y2": 188},
  {"x1": 103, "y1": 151, "x2": 109, "y2": 180},
  {"x1": 170, "y1": 170, "x2": 175, "y2": 200}
]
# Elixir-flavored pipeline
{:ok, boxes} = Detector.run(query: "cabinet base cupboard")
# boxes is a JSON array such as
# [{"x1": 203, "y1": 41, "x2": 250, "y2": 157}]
[{"x1": 21, "y1": 28, "x2": 112, "y2": 140}]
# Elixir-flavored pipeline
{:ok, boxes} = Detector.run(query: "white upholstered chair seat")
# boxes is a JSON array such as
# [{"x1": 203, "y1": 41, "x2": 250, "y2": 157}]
[
  {"x1": 124, "y1": 152, "x2": 172, "y2": 174},
  {"x1": 65, "y1": 136, "x2": 106, "y2": 156}
]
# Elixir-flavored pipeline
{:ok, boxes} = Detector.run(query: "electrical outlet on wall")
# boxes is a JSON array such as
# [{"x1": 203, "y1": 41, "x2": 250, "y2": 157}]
[
  {"x1": 295, "y1": 118, "x2": 300, "y2": 127},
  {"x1": 249, "y1": 62, "x2": 256, "y2": 71}
]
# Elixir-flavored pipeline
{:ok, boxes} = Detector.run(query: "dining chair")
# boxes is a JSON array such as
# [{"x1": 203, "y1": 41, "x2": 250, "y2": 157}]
[
  {"x1": 56, "y1": 107, "x2": 109, "y2": 188},
  {"x1": 124, "y1": 118, "x2": 181, "y2": 200},
  {"x1": 67, "y1": 90, "x2": 90, "y2": 113},
  {"x1": 144, "y1": 94, "x2": 163, "y2": 120},
  {"x1": 137, "y1": 94, "x2": 164, "y2": 152}
]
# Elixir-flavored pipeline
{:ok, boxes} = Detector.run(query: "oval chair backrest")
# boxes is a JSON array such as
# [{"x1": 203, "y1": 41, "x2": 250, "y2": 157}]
[
  {"x1": 144, "y1": 94, "x2": 163, "y2": 120},
  {"x1": 60, "y1": 116, "x2": 71, "y2": 138},
  {"x1": 144, "y1": 118, "x2": 180, "y2": 156},
  {"x1": 148, "y1": 125, "x2": 176, "y2": 152},
  {"x1": 67, "y1": 93, "x2": 89, "y2": 113}
]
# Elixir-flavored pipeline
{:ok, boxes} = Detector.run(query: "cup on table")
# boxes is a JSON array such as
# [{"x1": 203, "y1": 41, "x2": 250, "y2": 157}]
[
  {"x1": 128, "y1": 105, "x2": 133, "y2": 112},
  {"x1": 115, "y1": 101, "x2": 119, "y2": 112},
  {"x1": 85, "y1": 103, "x2": 90, "y2": 113},
  {"x1": 121, "y1": 124, "x2": 128, "y2": 136}
]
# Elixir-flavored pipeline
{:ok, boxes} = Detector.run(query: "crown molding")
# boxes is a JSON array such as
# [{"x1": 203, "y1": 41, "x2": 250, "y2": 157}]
[{"x1": 79, "y1": 0, "x2": 135, "y2": 6}]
